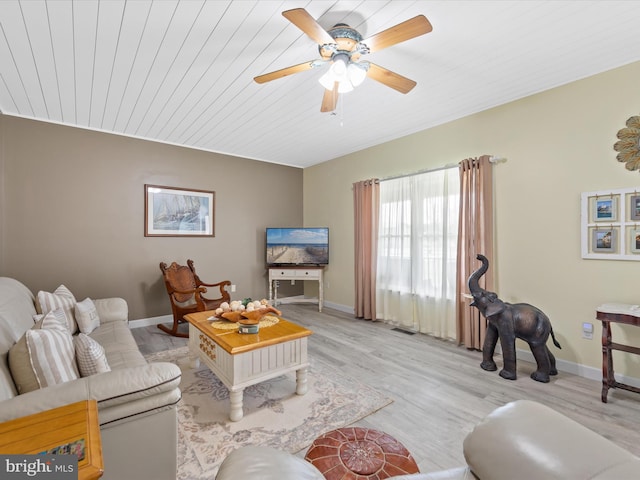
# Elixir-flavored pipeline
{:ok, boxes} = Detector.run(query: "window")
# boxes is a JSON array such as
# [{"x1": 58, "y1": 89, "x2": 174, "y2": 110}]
[{"x1": 376, "y1": 167, "x2": 459, "y2": 336}]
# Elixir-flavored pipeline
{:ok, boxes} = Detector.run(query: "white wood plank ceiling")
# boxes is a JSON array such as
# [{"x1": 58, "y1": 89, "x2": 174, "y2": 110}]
[{"x1": 1, "y1": 1, "x2": 640, "y2": 168}]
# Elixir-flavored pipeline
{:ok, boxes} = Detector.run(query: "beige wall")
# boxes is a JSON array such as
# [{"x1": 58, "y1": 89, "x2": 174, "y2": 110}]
[
  {"x1": 304, "y1": 60, "x2": 640, "y2": 379},
  {"x1": 0, "y1": 116, "x2": 303, "y2": 319}
]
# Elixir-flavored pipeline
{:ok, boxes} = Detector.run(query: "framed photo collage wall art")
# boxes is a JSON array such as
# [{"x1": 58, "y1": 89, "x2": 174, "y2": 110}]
[{"x1": 581, "y1": 186, "x2": 640, "y2": 260}]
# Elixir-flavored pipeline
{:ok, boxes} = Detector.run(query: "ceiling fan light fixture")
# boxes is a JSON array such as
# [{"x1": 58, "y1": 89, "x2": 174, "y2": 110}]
[
  {"x1": 319, "y1": 53, "x2": 352, "y2": 91},
  {"x1": 337, "y1": 80, "x2": 354, "y2": 94},
  {"x1": 318, "y1": 70, "x2": 354, "y2": 93},
  {"x1": 331, "y1": 55, "x2": 349, "y2": 80},
  {"x1": 347, "y1": 62, "x2": 368, "y2": 87},
  {"x1": 318, "y1": 71, "x2": 336, "y2": 90}
]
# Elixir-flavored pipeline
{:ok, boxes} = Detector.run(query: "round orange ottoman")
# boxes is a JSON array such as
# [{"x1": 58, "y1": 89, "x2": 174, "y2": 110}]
[{"x1": 304, "y1": 427, "x2": 420, "y2": 480}]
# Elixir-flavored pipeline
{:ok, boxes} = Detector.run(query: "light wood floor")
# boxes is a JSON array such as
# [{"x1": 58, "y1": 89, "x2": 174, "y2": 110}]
[{"x1": 132, "y1": 304, "x2": 640, "y2": 474}]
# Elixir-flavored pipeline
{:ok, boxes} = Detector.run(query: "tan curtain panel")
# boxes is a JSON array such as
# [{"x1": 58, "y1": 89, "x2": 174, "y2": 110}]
[
  {"x1": 456, "y1": 156, "x2": 494, "y2": 349},
  {"x1": 353, "y1": 179, "x2": 379, "y2": 320}
]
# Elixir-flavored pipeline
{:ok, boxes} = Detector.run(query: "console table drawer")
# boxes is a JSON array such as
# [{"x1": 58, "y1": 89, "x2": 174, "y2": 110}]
[
  {"x1": 270, "y1": 268, "x2": 322, "y2": 279},
  {"x1": 271, "y1": 270, "x2": 294, "y2": 278},
  {"x1": 295, "y1": 269, "x2": 321, "y2": 278}
]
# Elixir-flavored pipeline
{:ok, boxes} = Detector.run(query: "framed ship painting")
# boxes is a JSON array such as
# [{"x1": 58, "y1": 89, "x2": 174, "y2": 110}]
[{"x1": 145, "y1": 184, "x2": 215, "y2": 237}]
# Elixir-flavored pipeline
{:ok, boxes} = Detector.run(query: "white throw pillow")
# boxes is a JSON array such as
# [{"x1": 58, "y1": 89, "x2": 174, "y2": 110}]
[
  {"x1": 25, "y1": 315, "x2": 79, "y2": 389},
  {"x1": 37, "y1": 284, "x2": 78, "y2": 333},
  {"x1": 74, "y1": 333, "x2": 110, "y2": 377},
  {"x1": 75, "y1": 298, "x2": 100, "y2": 334}
]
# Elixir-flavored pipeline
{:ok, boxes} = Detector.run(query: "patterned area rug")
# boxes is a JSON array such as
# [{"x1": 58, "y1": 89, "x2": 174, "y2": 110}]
[{"x1": 145, "y1": 346, "x2": 393, "y2": 480}]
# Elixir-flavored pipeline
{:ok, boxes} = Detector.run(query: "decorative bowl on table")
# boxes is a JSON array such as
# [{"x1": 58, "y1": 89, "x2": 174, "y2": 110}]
[
  {"x1": 220, "y1": 311, "x2": 243, "y2": 323},
  {"x1": 212, "y1": 299, "x2": 281, "y2": 323},
  {"x1": 240, "y1": 306, "x2": 282, "y2": 321}
]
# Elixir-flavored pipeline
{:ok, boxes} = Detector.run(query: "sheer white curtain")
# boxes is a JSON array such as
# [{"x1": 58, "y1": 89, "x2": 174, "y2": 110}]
[{"x1": 376, "y1": 167, "x2": 460, "y2": 339}]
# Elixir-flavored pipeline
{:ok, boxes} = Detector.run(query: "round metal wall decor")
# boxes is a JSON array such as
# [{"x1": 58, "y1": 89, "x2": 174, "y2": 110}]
[{"x1": 614, "y1": 115, "x2": 640, "y2": 172}]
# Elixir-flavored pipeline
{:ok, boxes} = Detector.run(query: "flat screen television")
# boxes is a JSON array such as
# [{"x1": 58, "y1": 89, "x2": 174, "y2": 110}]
[{"x1": 266, "y1": 227, "x2": 329, "y2": 266}]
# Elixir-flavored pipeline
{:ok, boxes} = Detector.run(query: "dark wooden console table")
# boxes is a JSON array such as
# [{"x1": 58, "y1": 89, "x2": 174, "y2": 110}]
[{"x1": 597, "y1": 304, "x2": 640, "y2": 403}]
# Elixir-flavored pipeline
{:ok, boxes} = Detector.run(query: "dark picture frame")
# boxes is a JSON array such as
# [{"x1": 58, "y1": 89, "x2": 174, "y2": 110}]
[{"x1": 144, "y1": 184, "x2": 215, "y2": 237}]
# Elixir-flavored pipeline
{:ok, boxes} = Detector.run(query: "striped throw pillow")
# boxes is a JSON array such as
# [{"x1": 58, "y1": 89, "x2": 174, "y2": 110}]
[
  {"x1": 9, "y1": 309, "x2": 72, "y2": 393},
  {"x1": 39, "y1": 308, "x2": 70, "y2": 331},
  {"x1": 37, "y1": 285, "x2": 78, "y2": 333},
  {"x1": 74, "y1": 333, "x2": 110, "y2": 377},
  {"x1": 25, "y1": 316, "x2": 79, "y2": 389}
]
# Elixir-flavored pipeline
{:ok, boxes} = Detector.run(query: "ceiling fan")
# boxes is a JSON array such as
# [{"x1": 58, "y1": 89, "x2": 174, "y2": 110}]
[{"x1": 254, "y1": 8, "x2": 432, "y2": 112}]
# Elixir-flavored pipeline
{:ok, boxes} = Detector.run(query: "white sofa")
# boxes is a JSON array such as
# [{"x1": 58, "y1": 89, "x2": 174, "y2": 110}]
[
  {"x1": 0, "y1": 277, "x2": 182, "y2": 480},
  {"x1": 216, "y1": 400, "x2": 640, "y2": 480}
]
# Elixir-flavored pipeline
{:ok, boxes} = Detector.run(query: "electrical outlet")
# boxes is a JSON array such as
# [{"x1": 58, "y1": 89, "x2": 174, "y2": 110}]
[
  {"x1": 231, "y1": 284, "x2": 236, "y2": 292},
  {"x1": 582, "y1": 322, "x2": 593, "y2": 340}
]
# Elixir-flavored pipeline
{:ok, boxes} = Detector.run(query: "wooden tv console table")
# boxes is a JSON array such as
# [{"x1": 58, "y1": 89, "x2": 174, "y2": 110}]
[
  {"x1": 268, "y1": 266, "x2": 324, "y2": 312},
  {"x1": 596, "y1": 303, "x2": 640, "y2": 403}
]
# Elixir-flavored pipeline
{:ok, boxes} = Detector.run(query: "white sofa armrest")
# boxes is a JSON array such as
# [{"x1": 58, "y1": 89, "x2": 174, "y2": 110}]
[
  {"x1": 0, "y1": 362, "x2": 180, "y2": 423},
  {"x1": 216, "y1": 446, "x2": 325, "y2": 480},
  {"x1": 89, "y1": 362, "x2": 181, "y2": 408},
  {"x1": 0, "y1": 377, "x2": 92, "y2": 422},
  {"x1": 93, "y1": 297, "x2": 128, "y2": 323},
  {"x1": 463, "y1": 400, "x2": 640, "y2": 480}
]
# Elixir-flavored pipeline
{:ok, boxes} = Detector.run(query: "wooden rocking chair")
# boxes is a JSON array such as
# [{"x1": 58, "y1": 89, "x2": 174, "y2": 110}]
[{"x1": 158, "y1": 259, "x2": 232, "y2": 337}]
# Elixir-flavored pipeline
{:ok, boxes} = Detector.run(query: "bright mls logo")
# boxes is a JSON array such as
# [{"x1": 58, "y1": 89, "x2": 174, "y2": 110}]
[{"x1": 1, "y1": 455, "x2": 76, "y2": 479}]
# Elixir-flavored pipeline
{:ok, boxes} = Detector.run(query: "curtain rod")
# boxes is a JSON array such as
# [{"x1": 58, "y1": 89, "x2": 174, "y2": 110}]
[
  {"x1": 380, "y1": 155, "x2": 506, "y2": 182},
  {"x1": 380, "y1": 163, "x2": 457, "y2": 182}
]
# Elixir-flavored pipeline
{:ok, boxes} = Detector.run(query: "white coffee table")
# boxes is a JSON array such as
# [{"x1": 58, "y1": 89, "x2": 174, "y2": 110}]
[{"x1": 184, "y1": 310, "x2": 312, "y2": 421}]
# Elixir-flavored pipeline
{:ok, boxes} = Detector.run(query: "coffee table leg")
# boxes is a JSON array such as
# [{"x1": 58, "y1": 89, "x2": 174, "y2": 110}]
[
  {"x1": 296, "y1": 367, "x2": 308, "y2": 395},
  {"x1": 229, "y1": 389, "x2": 244, "y2": 422},
  {"x1": 189, "y1": 354, "x2": 200, "y2": 369}
]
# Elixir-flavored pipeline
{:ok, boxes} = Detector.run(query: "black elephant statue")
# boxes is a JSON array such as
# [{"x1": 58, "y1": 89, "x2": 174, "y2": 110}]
[{"x1": 468, "y1": 254, "x2": 561, "y2": 383}]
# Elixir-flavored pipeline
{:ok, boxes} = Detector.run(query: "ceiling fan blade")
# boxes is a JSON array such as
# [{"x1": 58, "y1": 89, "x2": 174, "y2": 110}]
[
  {"x1": 254, "y1": 60, "x2": 317, "y2": 84},
  {"x1": 367, "y1": 63, "x2": 417, "y2": 94},
  {"x1": 320, "y1": 83, "x2": 339, "y2": 112},
  {"x1": 363, "y1": 15, "x2": 432, "y2": 54},
  {"x1": 283, "y1": 8, "x2": 335, "y2": 46}
]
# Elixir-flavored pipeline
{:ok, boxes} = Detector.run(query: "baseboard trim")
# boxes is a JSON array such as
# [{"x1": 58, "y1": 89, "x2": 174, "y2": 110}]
[
  {"x1": 322, "y1": 301, "x2": 354, "y2": 314},
  {"x1": 516, "y1": 347, "x2": 640, "y2": 389},
  {"x1": 272, "y1": 296, "x2": 354, "y2": 315},
  {"x1": 273, "y1": 294, "x2": 318, "y2": 305},
  {"x1": 129, "y1": 314, "x2": 172, "y2": 329}
]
